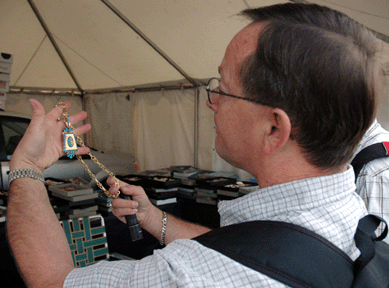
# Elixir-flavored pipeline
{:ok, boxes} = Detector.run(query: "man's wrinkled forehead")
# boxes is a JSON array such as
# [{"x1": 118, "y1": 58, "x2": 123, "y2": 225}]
[{"x1": 219, "y1": 22, "x2": 263, "y2": 76}]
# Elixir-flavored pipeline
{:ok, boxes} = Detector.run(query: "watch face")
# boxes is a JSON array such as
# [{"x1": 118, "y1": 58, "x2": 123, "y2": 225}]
[{"x1": 63, "y1": 132, "x2": 78, "y2": 152}]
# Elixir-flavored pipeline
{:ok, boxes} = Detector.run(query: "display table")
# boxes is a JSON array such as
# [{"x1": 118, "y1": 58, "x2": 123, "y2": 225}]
[
  {"x1": 0, "y1": 196, "x2": 221, "y2": 287},
  {"x1": 105, "y1": 196, "x2": 220, "y2": 259}
]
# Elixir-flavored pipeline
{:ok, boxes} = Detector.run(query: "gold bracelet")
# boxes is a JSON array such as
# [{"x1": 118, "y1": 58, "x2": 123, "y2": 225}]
[{"x1": 55, "y1": 102, "x2": 120, "y2": 198}]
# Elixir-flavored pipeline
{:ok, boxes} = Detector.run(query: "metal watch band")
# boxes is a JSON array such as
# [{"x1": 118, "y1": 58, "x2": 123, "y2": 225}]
[
  {"x1": 160, "y1": 211, "x2": 168, "y2": 246},
  {"x1": 8, "y1": 168, "x2": 45, "y2": 186}
]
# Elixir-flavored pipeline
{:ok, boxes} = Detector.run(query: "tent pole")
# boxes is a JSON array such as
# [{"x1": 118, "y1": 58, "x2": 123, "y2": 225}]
[
  {"x1": 101, "y1": 0, "x2": 199, "y2": 87},
  {"x1": 27, "y1": 0, "x2": 84, "y2": 93},
  {"x1": 194, "y1": 87, "x2": 199, "y2": 168}
]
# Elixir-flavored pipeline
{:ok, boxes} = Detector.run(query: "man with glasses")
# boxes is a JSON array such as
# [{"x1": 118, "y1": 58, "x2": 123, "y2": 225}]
[{"x1": 7, "y1": 3, "x2": 383, "y2": 287}]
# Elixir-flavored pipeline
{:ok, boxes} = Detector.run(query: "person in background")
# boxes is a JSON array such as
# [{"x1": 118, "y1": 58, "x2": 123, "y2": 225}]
[
  {"x1": 354, "y1": 120, "x2": 389, "y2": 243},
  {"x1": 6, "y1": 3, "x2": 383, "y2": 287}
]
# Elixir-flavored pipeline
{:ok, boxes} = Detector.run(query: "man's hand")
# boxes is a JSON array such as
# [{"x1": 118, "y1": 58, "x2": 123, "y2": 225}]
[
  {"x1": 10, "y1": 99, "x2": 91, "y2": 173},
  {"x1": 107, "y1": 176, "x2": 155, "y2": 226},
  {"x1": 107, "y1": 176, "x2": 212, "y2": 245}
]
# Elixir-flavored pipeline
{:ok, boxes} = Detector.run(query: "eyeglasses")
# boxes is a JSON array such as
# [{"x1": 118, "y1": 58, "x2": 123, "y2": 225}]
[{"x1": 206, "y1": 77, "x2": 258, "y2": 105}]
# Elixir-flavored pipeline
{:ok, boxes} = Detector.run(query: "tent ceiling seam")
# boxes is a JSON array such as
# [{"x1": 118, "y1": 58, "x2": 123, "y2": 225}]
[
  {"x1": 9, "y1": 82, "x2": 201, "y2": 96},
  {"x1": 243, "y1": 0, "x2": 251, "y2": 9},
  {"x1": 27, "y1": 0, "x2": 85, "y2": 93},
  {"x1": 53, "y1": 35, "x2": 124, "y2": 87},
  {"x1": 101, "y1": 0, "x2": 200, "y2": 87},
  {"x1": 14, "y1": 35, "x2": 47, "y2": 86}
]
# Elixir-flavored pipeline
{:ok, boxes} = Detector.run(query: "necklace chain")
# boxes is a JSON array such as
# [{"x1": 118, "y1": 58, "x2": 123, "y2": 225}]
[{"x1": 55, "y1": 102, "x2": 120, "y2": 198}]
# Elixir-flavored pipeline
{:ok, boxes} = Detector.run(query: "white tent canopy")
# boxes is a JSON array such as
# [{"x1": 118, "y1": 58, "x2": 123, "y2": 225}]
[
  {"x1": 1, "y1": 0, "x2": 253, "y2": 92},
  {"x1": 1, "y1": 0, "x2": 388, "y2": 93},
  {"x1": 1, "y1": 0, "x2": 388, "y2": 179}
]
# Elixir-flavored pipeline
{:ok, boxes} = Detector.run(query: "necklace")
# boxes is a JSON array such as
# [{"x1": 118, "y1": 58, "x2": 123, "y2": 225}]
[{"x1": 55, "y1": 102, "x2": 120, "y2": 198}]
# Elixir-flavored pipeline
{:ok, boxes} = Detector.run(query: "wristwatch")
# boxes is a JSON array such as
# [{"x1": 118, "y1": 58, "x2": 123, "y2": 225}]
[{"x1": 8, "y1": 168, "x2": 45, "y2": 186}]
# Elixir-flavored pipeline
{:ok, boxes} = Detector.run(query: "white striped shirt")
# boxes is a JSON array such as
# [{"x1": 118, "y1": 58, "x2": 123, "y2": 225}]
[
  {"x1": 354, "y1": 120, "x2": 389, "y2": 242},
  {"x1": 64, "y1": 167, "x2": 366, "y2": 287}
]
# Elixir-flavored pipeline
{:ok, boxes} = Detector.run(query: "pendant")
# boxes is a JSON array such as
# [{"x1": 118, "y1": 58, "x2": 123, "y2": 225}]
[{"x1": 63, "y1": 119, "x2": 78, "y2": 159}]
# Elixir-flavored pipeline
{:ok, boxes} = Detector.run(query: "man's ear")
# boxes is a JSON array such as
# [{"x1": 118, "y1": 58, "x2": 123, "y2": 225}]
[{"x1": 263, "y1": 108, "x2": 292, "y2": 155}]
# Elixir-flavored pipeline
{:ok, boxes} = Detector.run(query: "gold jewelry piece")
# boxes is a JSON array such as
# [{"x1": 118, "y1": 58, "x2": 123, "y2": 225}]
[{"x1": 55, "y1": 102, "x2": 120, "y2": 198}]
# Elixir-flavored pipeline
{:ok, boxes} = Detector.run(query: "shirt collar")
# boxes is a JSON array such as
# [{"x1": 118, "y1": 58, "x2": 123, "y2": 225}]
[{"x1": 218, "y1": 166, "x2": 356, "y2": 226}]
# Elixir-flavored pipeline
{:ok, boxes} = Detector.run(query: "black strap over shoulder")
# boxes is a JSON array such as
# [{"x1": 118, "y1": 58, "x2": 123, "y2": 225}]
[
  {"x1": 194, "y1": 221, "x2": 354, "y2": 288},
  {"x1": 351, "y1": 142, "x2": 389, "y2": 179},
  {"x1": 194, "y1": 216, "x2": 389, "y2": 288},
  {"x1": 352, "y1": 215, "x2": 389, "y2": 287}
]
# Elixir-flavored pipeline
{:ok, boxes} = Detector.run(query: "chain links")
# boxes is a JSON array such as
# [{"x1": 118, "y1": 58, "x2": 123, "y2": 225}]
[{"x1": 55, "y1": 102, "x2": 120, "y2": 198}]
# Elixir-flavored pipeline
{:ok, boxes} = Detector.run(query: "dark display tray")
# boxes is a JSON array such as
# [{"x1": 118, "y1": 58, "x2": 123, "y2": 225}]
[
  {"x1": 143, "y1": 176, "x2": 181, "y2": 189},
  {"x1": 218, "y1": 181, "x2": 258, "y2": 192},
  {"x1": 117, "y1": 174, "x2": 148, "y2": 186},
  {"x1": 196, "y1": 177, "x2": 236, "y2": 188}
]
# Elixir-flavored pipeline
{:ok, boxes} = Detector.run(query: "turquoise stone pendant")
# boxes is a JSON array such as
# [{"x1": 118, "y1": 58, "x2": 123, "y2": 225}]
[{"x1": 63, "y1": 119, "x2": 78, "y2": 159}]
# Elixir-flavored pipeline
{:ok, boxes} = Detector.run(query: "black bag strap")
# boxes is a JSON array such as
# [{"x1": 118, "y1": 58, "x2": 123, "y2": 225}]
[
  {"x1": 354, "y1": 215, "x2": 388, "y2": 275},
  {"x1": 351, "y1": 142, "x2": 389, "y2": 179},
  {"x1": 194, "y1": 220, "x2": 354, "y2": 288}
]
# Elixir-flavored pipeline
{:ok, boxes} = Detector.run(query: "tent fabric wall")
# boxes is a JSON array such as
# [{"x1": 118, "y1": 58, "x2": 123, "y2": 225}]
[
  {"x1": 133, "y1": 88, "x2": 195, "y2": 171},
  {"x1": 197, "y1": 87, "x2": 214, "y2": 171},
  {"x1": 133, "y1": 87, "x2": 253, "y2": 180},
  {"x1": 197, "y1": 87, "x2": 254, "y2": 181},
  {"x1": 3, "y1": 90, "x2": 253, "y2": 181},
  {"x1": 5, "y1": 77, "x2": 389, "y2": 182},
  {"x1": 84, "y1": 93, "x2": 135, "y2": 163},
  {"x1": 5, "y1": 93, "x2": 82, "y2": 118},
  {"x1": 377, "y1": 73, "x2": 389, "y2": 129}
]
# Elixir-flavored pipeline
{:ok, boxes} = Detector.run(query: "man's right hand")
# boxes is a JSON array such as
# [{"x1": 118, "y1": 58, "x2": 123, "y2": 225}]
[
  {"x1": 107, "y1": 176, "x2": 212, "y2": 244},
  {"x1": 107, "y1": 176, "x2": 155, "y2": 226}
]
